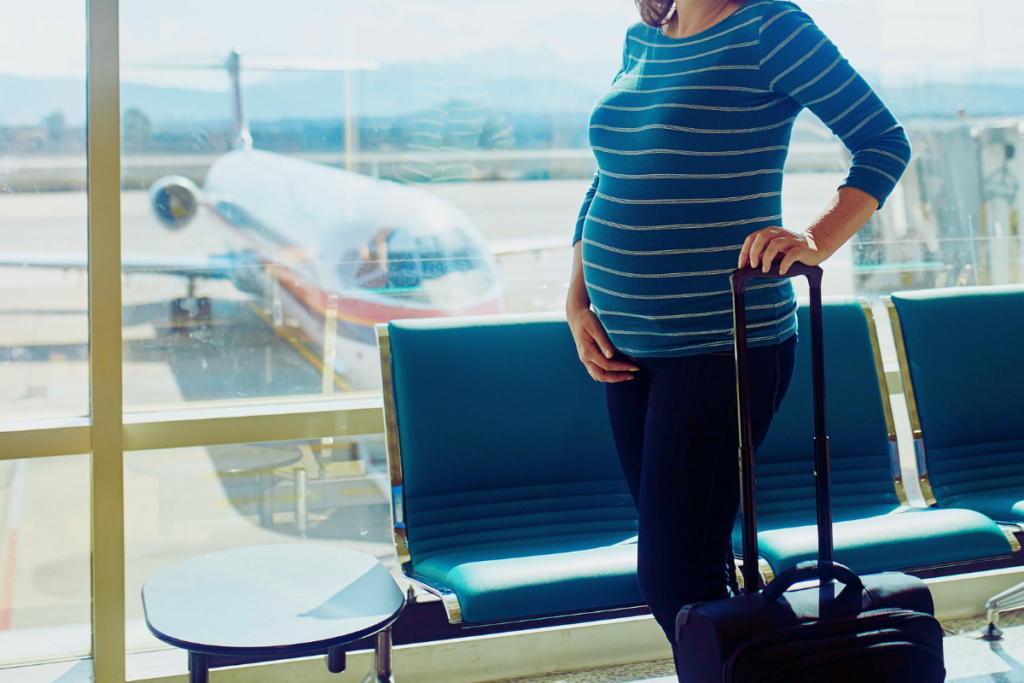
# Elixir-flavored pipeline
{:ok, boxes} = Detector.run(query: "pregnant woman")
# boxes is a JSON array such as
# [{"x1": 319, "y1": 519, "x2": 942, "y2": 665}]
[{"x1": 566, "y1": 0, "x2": 911, "y2": 670}]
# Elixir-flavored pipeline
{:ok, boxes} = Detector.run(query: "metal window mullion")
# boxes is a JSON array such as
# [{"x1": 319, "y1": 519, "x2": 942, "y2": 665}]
[
  {"x1": 122, "y1": 400, "x2": 385, "y2": 451},
  {"x1": 0, "y1": 419, "x2": 92, "y2": 460},
  {"x1": 87, "y1": 0, "x2": 125, "y2": 679}
]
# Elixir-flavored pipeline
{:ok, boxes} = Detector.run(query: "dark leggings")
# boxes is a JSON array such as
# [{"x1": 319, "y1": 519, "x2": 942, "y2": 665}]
[{"x1": 604, "y1": 336, "x2": 797, "y2": 648}]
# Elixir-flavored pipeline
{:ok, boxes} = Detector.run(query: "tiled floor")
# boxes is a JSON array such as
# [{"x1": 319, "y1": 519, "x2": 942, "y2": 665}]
[{"x1": 494, "y1": 614, "x2": 1024, "y2": 683}]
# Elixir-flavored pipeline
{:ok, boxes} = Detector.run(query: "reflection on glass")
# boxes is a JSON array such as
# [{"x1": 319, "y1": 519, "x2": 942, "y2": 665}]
[
  {"x1": 0, "y1": 455, "x2": 91, "y2": 665},
  {"x1": 0, "y1": 1, "x2": 88, "y2": 420},
  {"x1": 124, "y1": 436, "x2": 394, "y2": 654},
  {"x1": 392, "y1": 64, "x2": 515, "y2": 183},
  {"x1": 852, "y1": 120, "x2": 1023, "y2": 292}
]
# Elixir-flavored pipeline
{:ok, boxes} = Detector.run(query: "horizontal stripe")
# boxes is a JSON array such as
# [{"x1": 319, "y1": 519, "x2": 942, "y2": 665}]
[
  {"x1": 608, "y1": 311, "x2": 791, "y2": 337},
  {"x1": 841, "y1": 106, "x2": 886, "y2": 140},
  {"x1": 587, "y1": 280, "x2": 785, "y2": 301},
  {"x1": 760, "y1": 8, "x2": 798, "y2": 33},
  {"x1": 594, "y1": 294, "x2": 795, "y2": 321},
  {"x1": 595, "y1": 191, "x2": 780, "y2": 205},
  {"x1": 590, "y1": 116, "x2": 797, "y2": 135},
  {"x1": 760, "y1": 23, "x2": 811, "y2": 65},
  {"x1": 826, "y1": 88, "x2": 873, "y2": 126},
  {"x1": 591, "y1": 145, "x2": 787, "y2": 157},
  {"x1": 861, "y1": 148, "x2": 910, "y2": 167},
  {"x1": 627, "y1": 15, "x2": 762, "y2": 48},
  {"x1": 584, "y1": 238, "x2": 743, "y2": 256},
  {"x1": 626, "y1": 65, "x2": 758, "y2": 80},
  {"x1": 880, "y1": 124, "x2": 910, "y2": 143},
  {"x1": 616, "y1": 317, "x2": 797, "y2": 355},
  {"x1": 598, "y1": 169, "x2": 783, "y2": 180},
  {"x1": 595, "y1": 307, "x2": 731, "y2": 321},
  {"x1": 861, "y1": 165, "x2": 899, "y2": 184},
  {"x1": 629, "y1": 41, "x2": 758, "y2": 65},
  {"x1": 788, "y1": 55, "x2": 842, "y2": 97},
  {"x1": 587, "y1": 214, "x2": 782, "y2": 232},
  {"x1": 584, "y1": 261, "x2": 734, "y2": 278},
  {"x1": 609, "y1": 84, "x2": 769, "y2": 95},
  {"x1": 808, "y1": 72, "x2": 858, "y2": 108},
  {"x1": 608, "y1": 326, "x2": 734, "y2": 337},
  {"x1": 606, "y1": 307, "x2": 795, "y2": 335},
  {"x1": 595, "y1": 98, "x2": 787, "y2": 114},
  {"x1": 769, "y1": 37, "x2": 828, "y2": 90}
]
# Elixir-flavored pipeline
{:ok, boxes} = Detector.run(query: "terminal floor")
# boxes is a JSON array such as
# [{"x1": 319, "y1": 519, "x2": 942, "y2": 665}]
[{"x1": 494, "y1": 615, "x2": 1024, "y2": 683}]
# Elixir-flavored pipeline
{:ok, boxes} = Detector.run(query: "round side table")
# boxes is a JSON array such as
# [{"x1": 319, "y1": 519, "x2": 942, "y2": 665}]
[{"x1": 142, "y1": 545, "x2": 405, "y2": 683}]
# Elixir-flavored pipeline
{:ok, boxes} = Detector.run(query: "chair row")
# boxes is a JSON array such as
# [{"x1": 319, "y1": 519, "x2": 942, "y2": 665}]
[{"x1": 375, "y1": 284, "x2": 1024, "y2": 627}]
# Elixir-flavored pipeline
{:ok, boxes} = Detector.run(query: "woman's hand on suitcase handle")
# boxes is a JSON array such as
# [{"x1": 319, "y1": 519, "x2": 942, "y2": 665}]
[
  {"x1": 567, "y1": 306, "x2": 639, "y2": 383},
  {"x1": 739, "y1": 187, "x2": 881, "y2": 275},
  {"x1": 738, "y1": 226, "x2": 826, "y2": 276}
]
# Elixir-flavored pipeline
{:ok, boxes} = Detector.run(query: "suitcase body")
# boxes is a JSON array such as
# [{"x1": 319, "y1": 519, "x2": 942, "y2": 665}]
[{"x1": 674, "y1": 263, "x2": 945, "y2": 683}]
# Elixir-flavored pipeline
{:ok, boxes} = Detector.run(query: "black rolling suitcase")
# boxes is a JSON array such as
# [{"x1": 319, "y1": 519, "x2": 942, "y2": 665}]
[{"x1": 674, "y1": 263, "x2": 946, "y2": 683}]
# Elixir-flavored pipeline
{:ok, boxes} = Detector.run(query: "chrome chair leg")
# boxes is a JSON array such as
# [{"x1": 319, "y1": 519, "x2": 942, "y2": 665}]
[
  {"x1": 361, "y1": 627, "x2": 395, "y2": 683},
  {"x1": 982, "y1": 579, "x2": 1024, "y2": 641}
]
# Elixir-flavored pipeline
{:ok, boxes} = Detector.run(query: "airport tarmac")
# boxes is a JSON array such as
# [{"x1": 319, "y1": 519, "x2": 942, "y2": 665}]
[{"x1": 0, "y1": 174, "x2": 861, "y2": 666}]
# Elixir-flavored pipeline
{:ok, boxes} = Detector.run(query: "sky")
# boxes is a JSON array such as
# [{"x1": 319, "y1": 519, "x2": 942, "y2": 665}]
[{"x1": 1, "y1": 0, "x2": 1023, "y2": 90}]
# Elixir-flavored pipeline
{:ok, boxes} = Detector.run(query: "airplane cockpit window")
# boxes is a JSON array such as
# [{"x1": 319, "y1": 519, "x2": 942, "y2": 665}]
[{"x1": 341, "y1": 227, "x2": 494, "y2": 303}]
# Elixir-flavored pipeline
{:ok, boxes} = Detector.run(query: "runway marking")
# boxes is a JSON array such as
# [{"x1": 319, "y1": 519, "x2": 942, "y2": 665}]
[{"x1": 247, "y1": 302, "x2": 356, "y2": 393}]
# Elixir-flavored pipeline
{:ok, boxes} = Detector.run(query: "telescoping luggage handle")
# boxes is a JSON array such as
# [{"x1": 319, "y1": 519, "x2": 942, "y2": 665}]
[{"x1": 731, "y1": 262, "x2": 830, "y2": 595}]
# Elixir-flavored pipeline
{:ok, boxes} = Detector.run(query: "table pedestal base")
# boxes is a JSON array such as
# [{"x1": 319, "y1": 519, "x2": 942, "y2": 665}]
[{"x1": 186, "y1": 628, "x2": 393, "y2": 683}]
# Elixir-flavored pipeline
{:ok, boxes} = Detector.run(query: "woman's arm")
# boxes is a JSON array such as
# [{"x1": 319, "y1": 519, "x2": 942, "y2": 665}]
[
  {"x1": 567, "y1": 241, "x2": 639, "y2": 382},
  {"x1": 741, "y1": 1, "x2": 912, "y2": 274}
]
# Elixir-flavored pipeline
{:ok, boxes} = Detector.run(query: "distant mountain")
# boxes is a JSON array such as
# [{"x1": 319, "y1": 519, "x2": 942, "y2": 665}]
[
  {"x1": 879, "y1": 84, "x2": 1024, "y2": 119},
  {"x1": 1, "y1": 47, "x2": 1022, "y2": 128},
  {"x1": 0, "y1": 76, "x2": 87, "y2": 127}
]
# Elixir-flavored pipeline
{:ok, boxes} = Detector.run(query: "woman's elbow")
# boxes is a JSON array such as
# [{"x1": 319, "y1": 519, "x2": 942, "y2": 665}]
[
  {"x1": 895, "y1": 126, "x2": 912, "y2": 166},
  {"x1": 883, "y1": 124, "x2": 913, "y2": 166}
]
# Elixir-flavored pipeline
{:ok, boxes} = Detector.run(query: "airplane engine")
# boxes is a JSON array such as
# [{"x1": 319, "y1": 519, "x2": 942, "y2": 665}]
[{"x1": 149, "y1": 175, "x2": 202, "y2": 230}]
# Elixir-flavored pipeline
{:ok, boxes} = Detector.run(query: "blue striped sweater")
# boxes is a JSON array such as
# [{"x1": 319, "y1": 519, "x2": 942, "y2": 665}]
[{"x1": 574, "y1": 0, "x2": 911, "y2": 357}]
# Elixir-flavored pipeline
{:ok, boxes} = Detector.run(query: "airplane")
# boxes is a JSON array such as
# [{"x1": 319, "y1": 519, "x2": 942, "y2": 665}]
[{"x1": 1, "y1": 50, "x2": 567, "y2": 391}]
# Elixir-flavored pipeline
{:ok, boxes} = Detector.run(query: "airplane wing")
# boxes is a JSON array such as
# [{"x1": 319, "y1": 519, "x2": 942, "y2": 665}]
[
  {"x1": 0, "y1": 251, "x2": 242, "y2": 279},
  {"x1": 488, "y1": 236, "x2": 572, "y2": 257}
]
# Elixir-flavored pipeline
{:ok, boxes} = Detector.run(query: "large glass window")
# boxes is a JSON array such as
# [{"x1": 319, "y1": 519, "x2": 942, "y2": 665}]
[
  {"x1": 0, "y1": 0, "x2": 92, "y2": 668},
  {"x1": 115, "y1": 0, "x2": 1023, "y2": 407},
  {"x1": 0, "y1": 1, "x2": 89, "y2": 420},
  {"x1": 0, "y1": 455, "x2": 91, "y2": 666}
]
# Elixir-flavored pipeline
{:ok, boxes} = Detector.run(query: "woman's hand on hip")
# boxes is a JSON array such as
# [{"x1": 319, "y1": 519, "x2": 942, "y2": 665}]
[
  {"x1": 567, "y1": 306, "x2": 639, "y2": 383},
  {"x1": 738, "y1": 226, "x2": 826, "y2": 275}
]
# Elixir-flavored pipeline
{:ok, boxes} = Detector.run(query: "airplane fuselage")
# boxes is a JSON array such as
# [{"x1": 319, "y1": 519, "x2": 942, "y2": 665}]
[{"x1": 201, "y1": 149, "x2": 505, "y2": 389}]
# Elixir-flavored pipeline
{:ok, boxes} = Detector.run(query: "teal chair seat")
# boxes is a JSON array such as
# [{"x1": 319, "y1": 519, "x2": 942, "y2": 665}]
[
  {"x1": 941, "y1": 489, "x2": 1024, "y2": 525},
  {"x1": 414, "y1": 532, "x2": 642, "y2": 624},
  {"x1": 732, "y1": 297, "x2": 1013, "y2": 577},
  {"x1": 734, "y1": 506, "x2": 1010, "y2": 576}
]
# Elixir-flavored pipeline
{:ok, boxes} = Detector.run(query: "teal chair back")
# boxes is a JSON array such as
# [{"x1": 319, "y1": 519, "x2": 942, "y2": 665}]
[
  {"x1": 386, "y1": 313, "x2": 637, "y2": 568},
  {"x1": 754, "y1": 297, "x2": 902, "y2": 518},
  {"x1": 890, "y1": 286, "x2": 1024, "y2": 505}
]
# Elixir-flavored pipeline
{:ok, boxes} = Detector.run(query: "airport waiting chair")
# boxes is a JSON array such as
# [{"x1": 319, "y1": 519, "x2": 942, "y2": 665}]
[
  {"x1": 376, "y1": 313, "x2": 642, "y2": 625},
  {"x1": 734, "y1": 297, "x2": 1015, "y2": 581},
  {"x1": 887, "y1": 285, "x2": 1024, "y2": 524}
]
